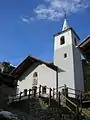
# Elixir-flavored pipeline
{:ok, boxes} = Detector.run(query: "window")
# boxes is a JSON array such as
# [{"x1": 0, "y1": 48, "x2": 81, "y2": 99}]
[
  {"x1": 74, "y1": 37, "x2": 77, "y2": 45},
  {"x1": 32, "y1": 72, "x2": 38, "y2": 86},
  {"x1": 64, "y1": 53, "x2": 67, "y2": 58},
  {"x1": 42, "y1": 86, "x2": 46, "y2": 94},
  {"x1": 33, "y1": 72, "x2": 38, "y2": 77},
  {"x1": 60, "y1": 36, "x2": 65, "y2": 45}
]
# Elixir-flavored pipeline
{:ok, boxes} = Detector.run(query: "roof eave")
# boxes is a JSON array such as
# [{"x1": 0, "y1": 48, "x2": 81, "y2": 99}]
[{"x1": 53, "y1": 27, "x2": 80, "y2": 40}]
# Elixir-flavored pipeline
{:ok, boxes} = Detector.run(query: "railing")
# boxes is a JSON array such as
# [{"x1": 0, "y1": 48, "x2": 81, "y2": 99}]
[
  {"x1": 57, "y1": 86, "x2": 80, "y2": 116},
  {"x1": 61, "y1": 94, "x2": 79, "y2": 115},
  {"x1": 58, "y1": 85, "x2": 84, "y2": 98},
  {"x1": 8, "y1": 85, "x2": 54, "y2": 105},
  {"x1": 8, "y1": 84, "x2": 85, "y2": 103},
  {"x1": 83, "y1": 92, "x2": 90, "y2": 100},
  {"x1": 8, "y1": 84, "x2": 90, "y2": 117}
]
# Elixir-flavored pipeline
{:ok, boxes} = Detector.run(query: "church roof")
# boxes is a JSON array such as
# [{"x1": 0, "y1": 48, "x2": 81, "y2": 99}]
[
  {"x1": 53, "y1": 27, "x2": 80, "y2": 40},
  {"x1": 62, "y1": 19, "x2": 69, "y2": 31},
  {"x1": 10, "y1": 56, "x2": 58, "y2": 78}
]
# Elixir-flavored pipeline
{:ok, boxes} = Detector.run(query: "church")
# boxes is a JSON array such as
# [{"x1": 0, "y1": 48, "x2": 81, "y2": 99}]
[{"x1": 11, "y1": 19, "x2": 90, "y2": 97}]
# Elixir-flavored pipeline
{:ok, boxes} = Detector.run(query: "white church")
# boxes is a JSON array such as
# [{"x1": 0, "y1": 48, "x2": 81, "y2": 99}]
[{"x1": 11, "y1": 19, "x2": 85, "y2": 97}]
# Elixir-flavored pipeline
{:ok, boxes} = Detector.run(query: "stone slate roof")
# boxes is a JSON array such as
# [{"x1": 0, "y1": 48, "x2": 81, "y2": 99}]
[{"x1": 10, "y1": 56, "x2": 58, "y2": 78}]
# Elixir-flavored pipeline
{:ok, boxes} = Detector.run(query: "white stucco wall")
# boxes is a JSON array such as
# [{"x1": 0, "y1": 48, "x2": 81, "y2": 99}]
[
  {"x1": 73, "y1": 46, "x2": 84, "y2": 92},
  {"x1": 54, "y1": 45, "x2": 75, "y2": 94},
  {"x1": 54, "y1": 28, "x2": 84, "y2": 96},
  {"x1": 17, "y1": 63, "x2": 56, "y2": 94},
  {"x1": 72, "y1": 32, "x2": 80, "y2": 46},
  {"x1": 17, "y1": 28, "x2": 84, "y2": 98},
  {"x1": 54, "y1": 30, "x2": 72, "y2": 51},
  {"x1": 54, "y1": 29, "x2": 80, "y2": 51}
]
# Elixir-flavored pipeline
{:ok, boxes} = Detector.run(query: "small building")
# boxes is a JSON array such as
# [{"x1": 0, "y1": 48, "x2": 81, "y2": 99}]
[
  {"x1": 78, "y1": 35, "x2": 90, "y2": 61},
  {"x1": 11, "y1": 56, "x2": 58, "y2": 97},
  {"x1": 11, "y1": 19, "x2": 88, "y2": 97},
  {"x1": 78, "y1": 36, "x2": 90, "y2": 92}
]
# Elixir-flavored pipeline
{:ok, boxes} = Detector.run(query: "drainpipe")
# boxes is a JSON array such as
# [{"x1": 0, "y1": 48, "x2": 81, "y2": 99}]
[{"x1": 56, "y1": 67, "x2": 58, "y2": 100}]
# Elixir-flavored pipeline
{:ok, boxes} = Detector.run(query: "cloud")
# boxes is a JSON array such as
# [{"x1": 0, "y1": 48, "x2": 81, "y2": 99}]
[
  {"x1": 33, "y1": 0, "x2": 90, "y2": 21},
  {"x1": 30, "y1": 17, "x2": 35, "y2": 21},
  {"x1": 21, "y1": 17, "x2": 29, "y2": 24},
  {"x1": 21, "y1": 16, "x2": 35, "y2": 24}
]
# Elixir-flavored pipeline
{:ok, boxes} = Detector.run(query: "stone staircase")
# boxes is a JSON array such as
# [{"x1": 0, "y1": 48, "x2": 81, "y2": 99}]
[
  {"x1": 7, "y1": 85, "x2": 90, "y2": 120},
  {"x1": 60, "y1": 94, "x2": 90, "y2": 119},
  {"x1": 26, "y1": 97, "x2": 79, "y2": 120},
  {"x1": 27, "y1": 98, "x2": 61, "y2": 120}
]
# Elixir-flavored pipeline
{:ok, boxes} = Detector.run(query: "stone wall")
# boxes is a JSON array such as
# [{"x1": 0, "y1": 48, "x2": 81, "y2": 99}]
[{"x1": 8, "y1": 97, "x2": 75, "y2": 120}]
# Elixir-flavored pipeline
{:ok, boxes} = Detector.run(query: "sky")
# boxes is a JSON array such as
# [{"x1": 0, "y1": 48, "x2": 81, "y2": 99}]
[{"x1": 0, "y1": 0, "x2": 90, "y2": 66}]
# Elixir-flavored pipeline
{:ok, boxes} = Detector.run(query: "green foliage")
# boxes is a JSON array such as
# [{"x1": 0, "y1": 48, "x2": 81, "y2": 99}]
[
  {"x1": 82, "y1": 60, "x2": 90, "y2": 92},
  {"x1": 39, "y1": 98, "x2": 48, "y2": 109},
  {"x1": 0, "y1": 61, "x2": 15, "y2": 74},
  {"x1": 2, "y1": 62, "x2": 11, "y2": 67}
]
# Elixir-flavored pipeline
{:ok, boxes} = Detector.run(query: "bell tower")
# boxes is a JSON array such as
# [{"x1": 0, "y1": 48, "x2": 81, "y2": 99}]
[{"x1": 54, "y1": 19, "x2": 84, "y2": 95}]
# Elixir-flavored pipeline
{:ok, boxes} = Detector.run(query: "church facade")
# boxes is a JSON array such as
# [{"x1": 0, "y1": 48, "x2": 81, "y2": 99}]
[{"x1": 11, "y1": 19, "x2": 85, "y2": 97}]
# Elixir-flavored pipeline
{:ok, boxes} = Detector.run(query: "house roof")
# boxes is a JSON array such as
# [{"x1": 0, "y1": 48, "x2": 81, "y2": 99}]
[
  {"x1": 78, "y1": 36, "x2": 90, "y2": 47},
  {"x1": 10, "y1": 56, "x2": 58, "y2": 78},
  {"x1": 78, "y1": 36, "x2": 90, "y2": 60}
]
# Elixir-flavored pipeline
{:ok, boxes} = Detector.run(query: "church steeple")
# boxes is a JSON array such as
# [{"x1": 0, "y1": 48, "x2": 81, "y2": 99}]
[
  {"x1": 54, "y1": 17, "x2": 84, "y2": 95},
  {"x1": 62, "y1": 18, "x2": 69, "y2": 31}
]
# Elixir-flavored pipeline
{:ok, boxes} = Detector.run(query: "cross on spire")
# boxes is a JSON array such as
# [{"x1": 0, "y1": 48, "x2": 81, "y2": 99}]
[{"x1": 62, "y1": 10, "x2": 69, "y2": 31}]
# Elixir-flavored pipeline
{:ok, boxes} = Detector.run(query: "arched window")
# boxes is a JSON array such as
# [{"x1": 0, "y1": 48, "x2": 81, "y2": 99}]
[
  {"x1": 33, "y1": 72, "x2": 38, "y2": 77},
  {"x1": 60, "y1": 36, "x2": 65, "y2": 45}
]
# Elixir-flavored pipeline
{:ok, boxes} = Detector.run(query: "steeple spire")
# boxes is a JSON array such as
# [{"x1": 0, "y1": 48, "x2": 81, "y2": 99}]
[{"x1": 62, "y1": 18, "x2": 69, "y2": 31}]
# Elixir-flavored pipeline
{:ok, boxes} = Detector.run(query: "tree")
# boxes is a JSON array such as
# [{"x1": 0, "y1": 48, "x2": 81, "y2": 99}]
[{"x1": 0, "y1": 62, "x2": 15, "y2": 74}]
